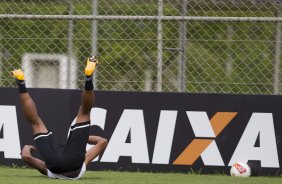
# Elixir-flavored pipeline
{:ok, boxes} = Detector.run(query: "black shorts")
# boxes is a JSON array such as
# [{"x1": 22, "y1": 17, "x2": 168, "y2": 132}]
[{"x1": 34, "y1": 121, "x2": 90, "y2": 174}]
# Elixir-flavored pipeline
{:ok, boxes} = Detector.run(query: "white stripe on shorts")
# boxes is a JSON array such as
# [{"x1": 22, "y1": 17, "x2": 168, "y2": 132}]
[
  {"x1": 34, "y1": 132, "x2": 53, "y2": 141},
  {"x1": 70, "y1": 124, "x2": 90, "y2": 131}
]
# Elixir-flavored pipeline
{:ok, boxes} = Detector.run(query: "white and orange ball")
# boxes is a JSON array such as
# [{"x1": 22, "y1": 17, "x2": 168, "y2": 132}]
[{"x1": 230, "y1": 161, "x2": 251, "y2": 177}]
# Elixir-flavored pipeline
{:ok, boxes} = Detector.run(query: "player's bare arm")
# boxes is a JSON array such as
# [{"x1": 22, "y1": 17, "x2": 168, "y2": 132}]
[
  {"x1": 21, "y1": 145, "x2": 47, "y2": 175},
  {"x1": 85, "y1": 136, "x2": 108, "y2": 166}
]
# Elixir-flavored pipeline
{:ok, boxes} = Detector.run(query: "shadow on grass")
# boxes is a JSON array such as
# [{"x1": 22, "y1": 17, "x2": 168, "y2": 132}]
[{"x1": 24, "y1": 175, "x2": 103, "y2": 180}]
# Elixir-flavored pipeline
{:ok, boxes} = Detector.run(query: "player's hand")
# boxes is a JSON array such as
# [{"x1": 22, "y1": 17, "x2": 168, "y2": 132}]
[
  {"x1": 21, "y1": 145, "x2": 37, "y2": 154},
  {"x1": 29, "y1": 145, "x2": 37, "y2": 152}
]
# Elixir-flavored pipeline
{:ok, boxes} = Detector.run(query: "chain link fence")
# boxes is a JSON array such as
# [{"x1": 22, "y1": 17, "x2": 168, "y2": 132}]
[{"x1": 1, "y1": 0, "x2": 282, "y2": 94}]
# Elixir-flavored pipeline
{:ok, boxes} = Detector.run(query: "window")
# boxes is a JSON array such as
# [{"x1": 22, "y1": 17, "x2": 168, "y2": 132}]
[{"x1": 22, "y1": 53, "x2": 77, "y2": 89}]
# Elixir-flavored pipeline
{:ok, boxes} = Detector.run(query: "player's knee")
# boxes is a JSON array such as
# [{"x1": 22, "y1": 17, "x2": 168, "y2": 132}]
[
  {"x1": 27, "y1": 116, "x2": 41, "y2": 125},
  {"x1": 100, "y1": 138, "x2": 108, "y2": 149}
]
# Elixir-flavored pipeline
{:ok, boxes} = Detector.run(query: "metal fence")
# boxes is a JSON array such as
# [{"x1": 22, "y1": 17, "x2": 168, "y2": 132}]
[{"x1": 1, "y1": 0, "x2": 282, "y2": 94}]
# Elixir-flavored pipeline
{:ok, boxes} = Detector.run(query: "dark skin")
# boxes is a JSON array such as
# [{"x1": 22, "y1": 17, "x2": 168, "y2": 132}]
[
  {"x1": 21, "y1": 135, "x2": 108, "y2": 175},
  {"x1": 19, "y1": 85, "x2": 107, "y2": 176}
]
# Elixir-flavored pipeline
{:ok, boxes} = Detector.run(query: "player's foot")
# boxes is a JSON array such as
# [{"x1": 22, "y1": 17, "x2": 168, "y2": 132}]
[
  {"x1": 12, "y1": 69, "x2": 27, "y2": 93},
  {"x1": 11, "y1": 69, "x2": 25, "y2": 81},
  {"x1": 84, "y1": 56, "x2": 98, "y2": 77}
]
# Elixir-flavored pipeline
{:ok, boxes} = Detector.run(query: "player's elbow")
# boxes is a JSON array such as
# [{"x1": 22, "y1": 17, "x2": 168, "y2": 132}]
[
  {"x1": 21, "y1": 152, "x2": 32, "y2": 161},
  {"x1": 99, "y1": 137, "x2": 108, "y2": 149}
]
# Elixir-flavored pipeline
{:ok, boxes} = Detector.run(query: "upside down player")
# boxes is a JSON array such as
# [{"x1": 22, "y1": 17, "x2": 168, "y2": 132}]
[{"x1": 11, "y1": 56, "x2": 108, "y2": 180}]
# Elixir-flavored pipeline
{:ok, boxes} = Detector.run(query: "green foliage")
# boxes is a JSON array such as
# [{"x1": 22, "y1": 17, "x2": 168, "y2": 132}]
[{"x1": 0, "y1": 1, "x2": 278, "y2": 93}]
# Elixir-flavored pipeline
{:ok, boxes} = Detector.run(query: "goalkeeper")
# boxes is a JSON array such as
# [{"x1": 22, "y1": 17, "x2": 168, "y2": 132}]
[{"x1": 11, "y1": 56, "x2": 107, "y2": 180}]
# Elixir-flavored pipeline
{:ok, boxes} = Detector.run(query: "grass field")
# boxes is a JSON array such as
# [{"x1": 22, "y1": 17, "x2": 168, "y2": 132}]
[{"x1": 0, "y1": 166, "x2": 281, "y2": 184}]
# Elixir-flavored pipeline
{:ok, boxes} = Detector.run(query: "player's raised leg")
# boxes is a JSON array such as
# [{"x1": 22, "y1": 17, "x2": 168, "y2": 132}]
[
  {"x1": 75, "y1": 56, "x2": 98, "y2": 124},
  {"x1": 11, "y1": 69, "x2": 48, "y2": 134}
]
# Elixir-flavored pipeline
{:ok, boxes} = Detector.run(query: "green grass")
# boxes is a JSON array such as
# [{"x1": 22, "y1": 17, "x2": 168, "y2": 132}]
[{"x1": 0, "y1": 166, "x2": 281, "y2": 184}]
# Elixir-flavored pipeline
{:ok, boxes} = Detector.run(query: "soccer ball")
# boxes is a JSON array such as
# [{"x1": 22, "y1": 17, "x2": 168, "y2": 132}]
[{"x1": 230, "y1": 161, "x2": 251, "y2": 177}]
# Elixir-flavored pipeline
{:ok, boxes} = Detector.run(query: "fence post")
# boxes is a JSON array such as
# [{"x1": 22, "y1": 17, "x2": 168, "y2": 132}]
[
  {"x1": 274, "y1": 10, "x2": 281, "y2": 95},
  {"x1": 0, "y1": 34, "x2": 2, "y2": 85},
  {"x1": 178, "y1": 0, "x2": 187, "y2": 92},
  {"x1": 157, "y1": 0, "x2": 163, "y2": 92},
  {"x1": 67, "y1": 0, "x2": 74, "y2": 89},
  {"x1": 92, "y1": 0, "x2": 98, "y2": 89},
  {"x1": 226, "y1": 25, "x2": 234, "y2": 77}
]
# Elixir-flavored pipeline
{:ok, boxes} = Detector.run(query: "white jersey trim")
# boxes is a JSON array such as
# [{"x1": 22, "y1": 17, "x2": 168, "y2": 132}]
[
  {"x1": 47, "y1": 163, "x2": 86, "y2": 180},
  {"x1": 70, "y1": 124, "x2": 90, "y2": 131},
  {"x1": 34, "y1": 132, "x2": 52, "y2": 141}
]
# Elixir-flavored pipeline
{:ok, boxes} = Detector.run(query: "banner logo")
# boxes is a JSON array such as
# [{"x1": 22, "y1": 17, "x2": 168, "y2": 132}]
[
  {"x1": 0, "y1": 105, "x2": 21, "y2": 159},
  {"x1": 1, "y1": 105, "x2": 280, "y2": 169},
  {"x1": 173, "y1": 112, "x2": 237, "y2": 165}
]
